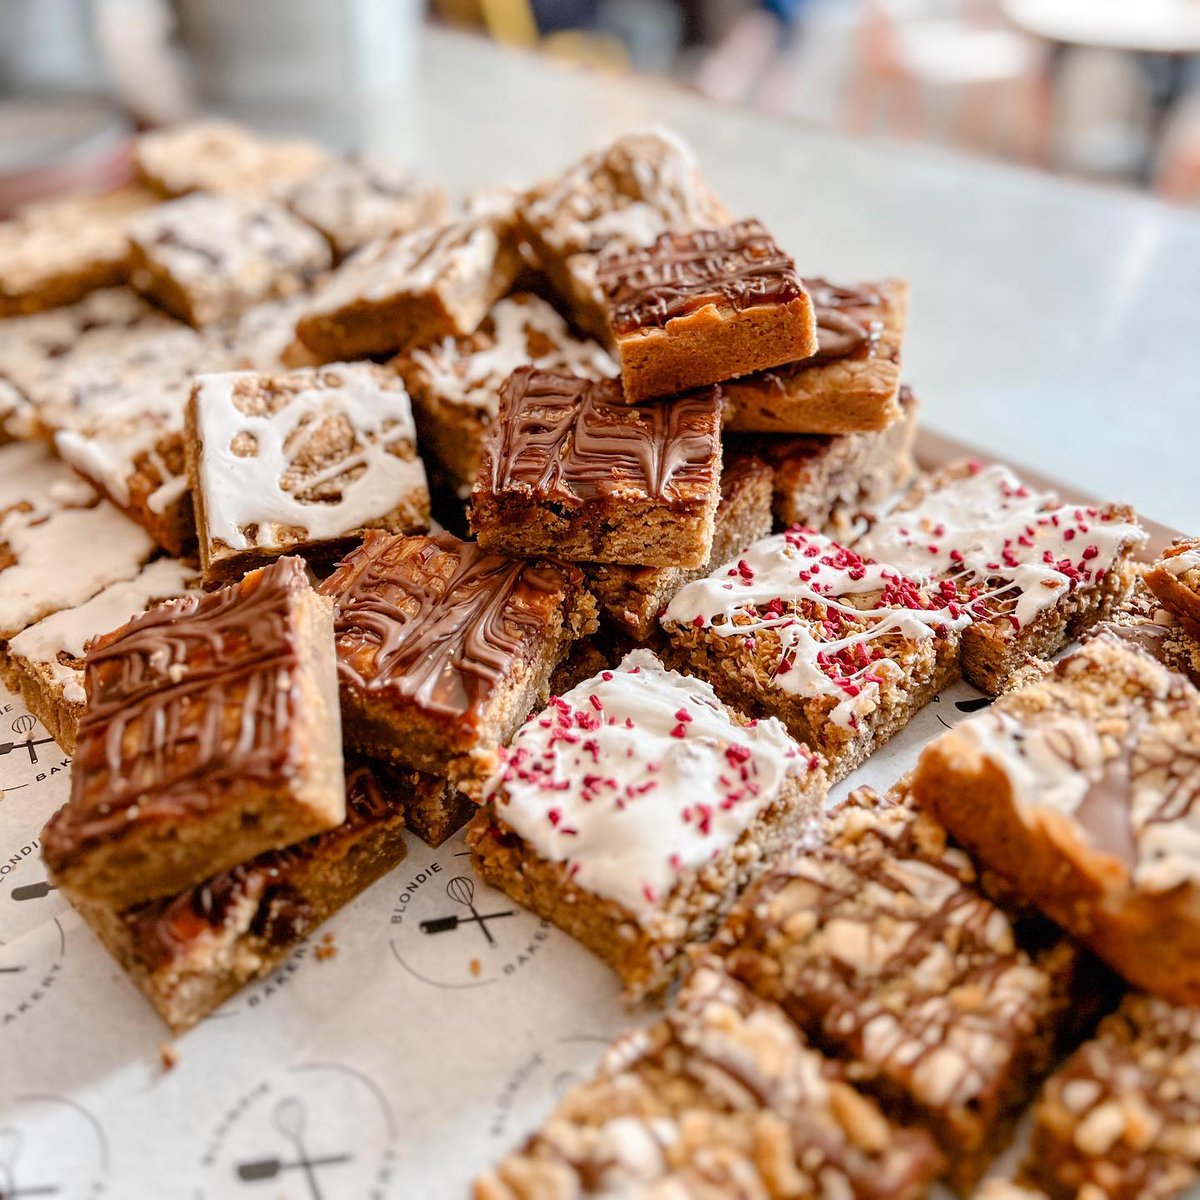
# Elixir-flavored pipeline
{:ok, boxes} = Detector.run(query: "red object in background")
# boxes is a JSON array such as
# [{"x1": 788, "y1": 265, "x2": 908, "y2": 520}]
[{"x1": 0, "y1": 99, "x2": 135, "y2": 218}]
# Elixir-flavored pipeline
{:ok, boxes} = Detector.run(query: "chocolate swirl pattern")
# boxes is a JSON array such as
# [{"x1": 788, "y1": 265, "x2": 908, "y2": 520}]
[
  {"x1": 487, "y1": 367, "x2": 721, "y2": 506},
  {"x1": 804, "y1": 278, "x2": 883, "y2": 361},
  {"x1": 323, "y1": 530, "x2": 569, "y2": 724},
  {"x1": 600, "y1": 218, "x2": 804, "y2": 334}
]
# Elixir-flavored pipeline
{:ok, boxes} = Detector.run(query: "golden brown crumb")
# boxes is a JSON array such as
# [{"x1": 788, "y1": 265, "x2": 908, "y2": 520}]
[
  {"x1": 159, "y1": 1042, "x2": 180, "y2": 1071},
  {"x1": 314, "y1": 931, "x2": 338, "y2": 962},
  {"x1": 470, "y1": 958, "x2": 482, "y2": 977}
]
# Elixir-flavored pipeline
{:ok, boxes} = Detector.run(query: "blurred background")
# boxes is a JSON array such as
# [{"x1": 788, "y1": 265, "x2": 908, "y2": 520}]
[{"x1": 2, "y1": 0, "x2": 1199, "y2": 214}]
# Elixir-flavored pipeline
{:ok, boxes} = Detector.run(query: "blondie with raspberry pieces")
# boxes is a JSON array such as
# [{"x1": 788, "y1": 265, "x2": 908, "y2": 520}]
[
  {"x1": 74, "y1": 757, "x2": 407, "y2": 1032},
  {"x1": 474, "y1": 961, "x2": 943, "y2": 1200},
  {"x1": 912, "y1": 632, "x2": 1200, "y2": 1006},
  {"x1": 1146, "y1": 537, "x2": 1200, "y2": 640},
  {"x1": 395, "y1": 292, "x2": 616, "y2": 495},
  {"x1": 520, "y1": 130, "x2": 730, "y2": 340},
  {"x1": 857, "y1": 462, "x2": 1145, "y2": 694},
  {"x1": 321, "y1": 531, "x2": 595, "y2": 794},
  {"x1": 661, "y1": 529, "x2": 966, "y2": 781},
  {"x1": 597, "y1": 219, "x2": 816, "y2": 402},
  {"x1": 1023, "y1": 992, "x2": 1200, "y2": 1200},
  {"x1": 471, "y1": 367, "x2": 723, "y2": 568},
  {"x1": 722, "y1": 278, "x2": 908, "y2": 434},
  {"x1": 468, "y1": 650, "x2": 826, "y2": 1000},
  {"x1": 715, "y1": 786, "x2": 1102, "y2": 1193}
]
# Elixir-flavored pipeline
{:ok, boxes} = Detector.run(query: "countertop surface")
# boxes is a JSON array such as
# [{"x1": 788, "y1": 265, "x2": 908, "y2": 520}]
[{"x1": 344, "y1": 27, "x2": 1200, "y2": 533}]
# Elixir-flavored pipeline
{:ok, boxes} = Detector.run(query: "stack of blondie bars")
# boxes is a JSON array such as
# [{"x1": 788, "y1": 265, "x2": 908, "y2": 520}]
[{"x1": 1, "y1": 118, "x2": 1197, "y2": 1199}]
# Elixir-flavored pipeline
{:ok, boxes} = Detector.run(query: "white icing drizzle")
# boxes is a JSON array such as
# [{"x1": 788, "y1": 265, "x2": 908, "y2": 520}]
[
  {"x1": 487, "y1": 649, "x2": 813, "y2": 918},
  {"x1": 0, "y1": 502, "x2": 154, "y2": 637},
  {"x1": 406, "y1": 294, "x2": 616, "y2": 411},
  {"x1": 0, "y1": 443, "x2": 98, "y2": 535},
  {"x1": 215, "y1": 293, "x2": 313, "y2": 370},
  {"x1": 663, "y1": 530, "x2": 968, "y2": 730},
  {"x1": 8, "y1": 558, "x2": 199, "y2": 705},
  {"x1": 193, "y1": 364, "x2": 428, "y2": 552},
  {"x1": 1164, "y1": 544, "x2": 1200, "y2": 578},
  {"x1": 856, "y1": 464, "x2": 1145, "y2": 629},
  {"x1": 304, "y1": 216, "x2": 502, "y2": 315}
]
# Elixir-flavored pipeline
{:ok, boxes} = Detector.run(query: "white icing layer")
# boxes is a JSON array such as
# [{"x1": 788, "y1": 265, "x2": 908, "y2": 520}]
[
  {"x1": 857, "y1": 465, "x2": 1145, "y2": 629},
  {"x1": 8, "y1": 558, "x2": 199, "y2": 705},
  {"x1": 663, "y1": 530, "x2": 967, "y2": 729},
  {"x1": 0, "y1": 502, "x2": 154, "y2": 638},
  {"x1": 1164, "y1": 546, "x2": 1200, "y2": 578},
  {"x1": 407, "y1": 294, "x2": 616, "y2": 411},
  {"x1": 488, "y1": 649, "x2": 812, "y2": 918},
  {"x1": 193, "y1": 364, "x2": 428, "y2": 552},
  {"x1": 0, "y1": 443, "x2": 98, "y2": 535}
]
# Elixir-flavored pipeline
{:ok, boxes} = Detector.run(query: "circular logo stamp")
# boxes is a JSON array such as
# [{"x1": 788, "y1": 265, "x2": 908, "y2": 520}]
[{"x1": 1, "y1": 1094, "x2": 109, "y2": 1198}]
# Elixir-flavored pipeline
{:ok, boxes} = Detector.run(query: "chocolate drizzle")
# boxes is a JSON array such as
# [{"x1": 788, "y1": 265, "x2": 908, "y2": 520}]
[
  {"x1": 47, "y1": 556, "x2": 312, "y2": 855},
  {"x1": 803, "y1": 278, "x2": 883, "y2": 361},
  {"x1": 600, "y1": 219, "x2": 804, "y2": 334},
  {"x1": 487, "y1": 367, "x2": 720, "y2": 506},
  {"x1": 323, "y1": 530, "x2": 570, "y2": 723}
]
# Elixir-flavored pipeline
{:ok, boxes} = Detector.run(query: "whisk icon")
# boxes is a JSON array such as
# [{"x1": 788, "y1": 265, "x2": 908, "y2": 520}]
[
  {"x1": 235, "y1": 1097, "x2": 350, "y2": 1197},
  {"x1": 0, "y1": 1128, "x2": 58, "y2": 1197},
  {"x1": 419, "y1": 876, "x2": 515, "y2": 945}
]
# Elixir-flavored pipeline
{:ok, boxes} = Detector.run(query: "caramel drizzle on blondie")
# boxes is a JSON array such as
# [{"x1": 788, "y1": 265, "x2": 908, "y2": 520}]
[
  {"x1": 64, "y1": 556, "x2": 309, "y2": 844},
  {"x1": 325, "y1": 530, "x2": 566, "y2": 722},
  {"x1": 489, "y1": 367, "x2": 719, "y2": 504},
  {"x1": 601, "y1": 218, "x2": 803, "y2": 334}
]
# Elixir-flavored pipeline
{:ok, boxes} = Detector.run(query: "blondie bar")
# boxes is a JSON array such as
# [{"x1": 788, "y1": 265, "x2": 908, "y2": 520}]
[
  {"x1": 468, "y1": 650, "x2": 826, "y2": 999},
  {"x1": 1023, "y1": 992, "x2": 1200, "y2": 1200},
  {"x1": 322, "y1": 530, "x2": 595, "y2": 790},
  {"x1": 716, "y1": 786, "x2": 1096, "y2": 1192},
  {"x1": 857, "y1": 462, "x2": 1145, "y2": 694},
  {"x1": 474, "y1": 961, "x2": 943, "y2": 1200},
  {"x1": 127, "y1": 193, "x2": 331, "y2": 327},
  {"x1": 1146, "y1": 537, "x2": 1200, "y2": 640},
  {"x1": 586, "y1": 450, "x2": 774, "y2": 639},
  {"x1": 295, "y1": 214, "x2": 521, "y2": 361},
  {"x1": 729, "y1": 382, "x2": 917, "y2": 533},
  {"x1": 597, "y1": 219, "x2": 816, "y2": 402},
  {"x1": 284, "y1": 154, "x2": 447, "y2": 259},
  {"x1": 75, "y1": 757, "x2": 407, "y2": 1032},
  {"x1": 661, "y1": 528, "x2": 966, "y2": 781},
  {"x1": 912, "y1": 632, "x2": 1200, "y2": 1006},
  {"x1": 520, "y1": 130, "x2": 730, "y2": 339},
  {"x1": 723, "y1": 278, "x2": 908, "y2": 434},
  {"x1": 396, "y1": 292, "x2": 617, "y2": 494},
  {"x1": 1092, "y1": 574, "x2": 1200, "y2": 690},
  {"x1": 186, "y1": 363, "x2": 430, "y2": 584},
  {"x1": 471, "y1": 367, "x2": 723, "y2": 568},
  {"x1": 42, "y1": 557, "x2": 344, "y2": 909},
  {"x1": 3, "y1": 558, "x2": 200, "y2": 754}
]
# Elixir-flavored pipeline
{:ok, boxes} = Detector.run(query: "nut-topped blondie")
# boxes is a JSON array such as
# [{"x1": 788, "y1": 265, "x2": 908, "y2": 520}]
[
  {"x1": 857, "y1": 462, "x2": 1145, "y2": 693},
  {"x1": 186, "y1": 363, "x2": 430, "y2": 584},
  {"x1": 3, "y1": 558, "x2": 200, "y2": 754},
  {"x1": 74, "y1": 756, "x2": 407, "y2": 1032},
  {"x1": 295, "y1": 213, "x2": 522, "y2": 361},
  {"x1": 723, "y1": 278, "x2": 908, "y2": 434},
  {"x1": 912, "y1": 632, "x2": 1200, "y2": 1006},
  {"x1": 396, "y1": 292, "x2": 617, "y2": 494},
  {"x1": 1091, "y1": 574, "x2": 1200, "y2": 690},
  {"x1": 520, "y1": 130, "x2": 730, "y2": 339},
  {"x1": 322, "y1": 530, "x2": 595, "y2": 792},
  {"x1": 597, "y1": 219, "x2": 816, "y2": 402},
  {"x1": 715, "y1": 786, "x2": 1097, "y2": 1193},
  {"x1": 127, "y1": 192, "x2": 332, "y2": 327},
  {"x1": 661, "y1": 528, "x2": 967, "y2": 781},
  {"x1": 469, "y1": 650, "x2": 825, "y2": 999},
  {"x1": 474, "y1": 961, "x2": 943, "y2": 1200},
  {"x1": 1022, "y1": 992, "x2": 1200, "y2": 1200},
  {"x1": 471, "y1": 367, "x2": 723, "y2": 568},
  {"x1": 42, "y1": 556, "x2": 344, "y2": 909},
  {"x1": 1146, "y1": 537, "x2": 1200, "y2": 640}
]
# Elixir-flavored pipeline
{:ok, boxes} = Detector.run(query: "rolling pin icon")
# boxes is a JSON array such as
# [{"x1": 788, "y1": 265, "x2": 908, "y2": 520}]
[{"x1": 419, "y1": 876, "x2": 514, "y2": 945}]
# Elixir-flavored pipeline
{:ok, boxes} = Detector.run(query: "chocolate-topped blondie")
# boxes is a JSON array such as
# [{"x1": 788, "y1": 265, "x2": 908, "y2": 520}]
[
  {"x1": 598, "y1": 219, "x2": 816, "y2": 402},
  {"x1": 857, "y1": 462, "x2": 1145, "y2": 693},
  {"x1": 42, "y1": 556, "x2": 344, "y2": 909},
  {"x1": 723, "y1": 278, "x2": 908, "y2": 434},
  {"x1": 1146, "y1": 537, "x2": 1200, "y2": 640},
  {"x1": 75, "y1": 757, "x2": 407, "y2": 1032},
  {"x1": 471, "y1": 367, "x2": 723, "y2": 567},
  {"x1": 913, "y1": 632, "x2": 1200, "y2": 1006},
  {"x1": 469, "y1": 650, "x2": 825, "y2": 999},
  {"x1": 474, "y1": 961, "x2": 943, "y2": 1200},
  {"x1": 322, "y1": 530, "x2": 596, "y2": 792}
]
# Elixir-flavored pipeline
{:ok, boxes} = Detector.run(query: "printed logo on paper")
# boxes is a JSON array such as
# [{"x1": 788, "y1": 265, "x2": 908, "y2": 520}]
[
  {"x1": 1, "y1": 917, "x2": 66, "y2": 1027},
  {"x1": 0, "y1": 1094, "x2": 109, "y2": 1198}
]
